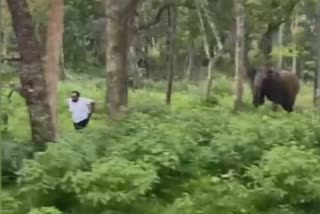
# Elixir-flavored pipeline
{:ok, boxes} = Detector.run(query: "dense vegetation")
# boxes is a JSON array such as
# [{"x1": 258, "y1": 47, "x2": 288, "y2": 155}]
[
  {"x1": 2, "y1": 0, "x2": 320, "y2": 213},
  {"x1": 2, "y1": 77, "x2": 320, "y2": 214}
]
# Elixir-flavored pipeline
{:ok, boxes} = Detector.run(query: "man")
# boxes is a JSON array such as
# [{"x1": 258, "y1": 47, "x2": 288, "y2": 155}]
[{"x1": 67, "y1": 91, "x2": 95, "y2": 130}]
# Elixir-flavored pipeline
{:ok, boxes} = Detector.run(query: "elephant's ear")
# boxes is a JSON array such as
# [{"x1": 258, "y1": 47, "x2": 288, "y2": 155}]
[
  {"x1": 253, "y1": 70, "x2": 265, "y2": 89},
  {"x1": 252, "y1": 71, "x2": 265, "y2": 106},
  {"x1": 253, "y1": 71, "x2": 263, "y2": 97}
]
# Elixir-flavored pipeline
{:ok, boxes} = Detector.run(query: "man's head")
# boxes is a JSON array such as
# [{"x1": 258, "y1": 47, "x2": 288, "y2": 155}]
[{"x1": 71, "y1": 91, "x2": 80, "y2": 102}]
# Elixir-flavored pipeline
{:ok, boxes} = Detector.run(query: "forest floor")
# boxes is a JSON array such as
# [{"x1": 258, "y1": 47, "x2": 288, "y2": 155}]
[
  {"x1": 3, "y1": 76, "x2": 315, "y2": 141},
  {"x1": 2, "y1": 76, "x2": 320, "y2": 214}
]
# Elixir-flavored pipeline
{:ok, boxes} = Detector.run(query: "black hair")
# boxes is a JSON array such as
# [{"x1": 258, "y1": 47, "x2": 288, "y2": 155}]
[{"x1": 71, "y1": 90, "x2": 80, "y2": 96}]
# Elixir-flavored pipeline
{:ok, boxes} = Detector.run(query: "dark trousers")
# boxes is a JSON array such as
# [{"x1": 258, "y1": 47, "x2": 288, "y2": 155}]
[{"x1": 73, "y1": 116, "x2": 91, "y2": 130}]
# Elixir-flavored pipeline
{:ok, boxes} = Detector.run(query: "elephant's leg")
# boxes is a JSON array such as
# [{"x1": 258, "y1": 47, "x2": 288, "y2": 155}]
[
  {"x1": 253, "y1": 92, "x2": 265, "y2": 107},
  {"x1": 282, "y1": 104, "x2": 293, "y2": 112},
  {"x1": 281, "y1": 96, "x2": 295, "y2": 113}
]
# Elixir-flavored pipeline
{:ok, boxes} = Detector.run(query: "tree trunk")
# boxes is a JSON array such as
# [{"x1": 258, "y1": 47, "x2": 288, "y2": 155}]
[
  {"x1": 60, "y1": 44, "x2": 66, "y2": 80},
  {"x1": 6, "y1": 0, "x2": 55, "y2": 144},
  {"x1": 105, "y1": 0, "x2": 139, "y2": 118},
  {"x1": 37, "y1": 23, "x2": 47, "y2": 56},
  {"x1": 244, "y1": 32, "x2": 253, "y2": 93},
  {"x1": 144, "y1": 36, "x2": 150, "y2": 78},
  {"x1": 196, "y1": 0, "x2": 224, "y2": 101},
  {"x1": 314, "y1": 0, "x2": 320, "y2": 108},
  {"x1": 166, "y1": 4, "x2": 176, "y2": 105},
  {"x1": 259, "y1": 25, "x2": 274, "y2": 61},
  {"x1": 277, "y1": 24, "x2": 284, "y2": 68},
  {"x1": 291, "y1": 9, "x2": 298, "y2": 74},
  {"x1": 128, "y1": 11, "x2": 142, "y2": 91},
  {"x1": 44, "y1": 0, "x2": 64, "y2": 133},
  {"x1": 234, "y1": 0, "x2": 245, "y2": 110},
  {"x1": 185, "y1": 42, "x2": 195, "y2": 81}
]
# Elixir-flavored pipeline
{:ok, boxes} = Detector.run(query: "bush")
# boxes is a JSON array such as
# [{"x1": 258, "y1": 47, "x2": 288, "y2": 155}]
[
  {"x1": 28, "y1": 207, "x2": 62, "y2": 214},
  {"x1": 3, "y1": 80, "x2": 320, "y2": 214},
  {"x1": 2, "y1": 141, "x2": 33, "y2": 185}
]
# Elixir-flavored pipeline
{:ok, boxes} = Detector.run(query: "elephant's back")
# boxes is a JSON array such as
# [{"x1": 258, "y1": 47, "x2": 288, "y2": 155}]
[{"x1": 279, "y1": 70, "x2": 300, "y2": 96}]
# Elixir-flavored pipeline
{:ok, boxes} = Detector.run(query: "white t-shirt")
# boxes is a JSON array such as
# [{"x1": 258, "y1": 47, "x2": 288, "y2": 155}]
[{"x1": 68, "y1": 97, "x2": 94, "y2": 123}]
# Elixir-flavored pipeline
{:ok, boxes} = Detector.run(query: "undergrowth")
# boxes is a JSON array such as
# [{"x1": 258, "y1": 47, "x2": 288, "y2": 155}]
[{"x1": 2, "y1": 77, "x2": 320, "y2": 214}]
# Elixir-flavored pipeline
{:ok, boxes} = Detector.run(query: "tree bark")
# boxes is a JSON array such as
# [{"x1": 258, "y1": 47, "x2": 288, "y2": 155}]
[
  {"x1": 234, "y1": 0, "x2": 245, "y2": 110},
  {"x1": 185, "y1": 42, "x2": 195, "y2": 81},
  {"x1": 314, "y1": 0, "x2": 320, "y2": 108},
  {"x1": 36, "y1": 23, "x2": 47, "y2": 56},
  {"x1": 259, "y1": 24, "x2": 275, "y2": 61},
  {"x1": 6, "y1": 0, "x2": 55, "y2": 144},
  {"x1": 244, "y1": 32, "x2": 254, "y2": 94},
  {"x1": 291, "y1": 9, "x2": 298, "y2": 74},
  {"x1": 105, "y1": 0, "x2": 139, "y2": 118},
  {"x1": 196, "y1": 0, "x2": 223, "y2": 101},
  {"x1": 60, "y1": 44, "x2": 66, "y2": 80},
  {"x1": 277, "y1": 24, "x2": 284, "y2": 68},
  {"x1": 166, "y1": 4, "x2": 176, "y2": 105},
  {"x1": 44, "y1": 0, "x2": 64, "y2": 133}
]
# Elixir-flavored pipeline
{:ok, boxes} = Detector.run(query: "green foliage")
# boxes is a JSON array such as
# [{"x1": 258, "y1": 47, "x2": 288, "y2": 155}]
[
  {"x1": 28, "y1": 207, "x2": 62, "y2": 214},
  {"x1": 3, "y1": 79, "x2": 320, "y2": 214},
  {"x1": 1, "y1": 191, "x2": 21, "y2": 214},
  {"x1": 63, "y1": 157, "x2": 158, "y2": 207},
  {"x1": 2, "y1": 141, "x2": 32, "y2": 184}
]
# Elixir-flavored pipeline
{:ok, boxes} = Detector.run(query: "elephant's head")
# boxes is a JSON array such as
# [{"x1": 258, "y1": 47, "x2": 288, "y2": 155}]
[{"x1": 252, "y1": 64, "x2": 279, "y2": 107}]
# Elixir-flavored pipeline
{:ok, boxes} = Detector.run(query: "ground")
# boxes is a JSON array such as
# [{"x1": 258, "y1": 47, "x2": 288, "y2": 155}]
[{"x1": 2, "y1": 75, "x2": 320, "y2": 214}]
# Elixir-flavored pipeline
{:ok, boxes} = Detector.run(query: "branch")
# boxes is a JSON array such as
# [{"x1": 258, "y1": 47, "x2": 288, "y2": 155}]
[
  {"x1": 267, "y1": 0, "x2": 301, "y2": 32},
  {"x1": 1, "y1": 57, "x2": 21, "y2": 62},
  {"x1": 195, "y1": 0, "x2": 210, "y2": 58},
  {"x1": 137, "y1": 2, "x2": 195, "y2": 31},
  {"x1": 138, "y1": 3, "x2": 172, "y2": 31},
  {"x1": 201, "y1": 0, "x2": 223, "y2": 51}
]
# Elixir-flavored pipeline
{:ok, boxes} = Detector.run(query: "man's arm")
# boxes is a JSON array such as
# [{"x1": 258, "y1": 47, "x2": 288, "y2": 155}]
[
  {"x1": 86, "y1": 98, "x2": 95, "y2": 116},
  {"x1": 89, "y1": 101, "x2": 95, "y2": 114}
]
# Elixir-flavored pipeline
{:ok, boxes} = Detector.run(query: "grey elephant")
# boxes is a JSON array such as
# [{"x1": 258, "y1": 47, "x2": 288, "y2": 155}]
[{"x1": 248, "y1": 64, "x2": 300, "y2": 112}]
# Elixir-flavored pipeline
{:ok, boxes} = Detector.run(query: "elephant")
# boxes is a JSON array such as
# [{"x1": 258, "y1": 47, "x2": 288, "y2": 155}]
[{"x1": 249, "y1": 64, "x2": 300, "y2": 112}]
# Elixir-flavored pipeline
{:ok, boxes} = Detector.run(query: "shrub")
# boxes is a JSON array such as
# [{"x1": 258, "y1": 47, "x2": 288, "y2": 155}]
[
  {"x1": 28, "y1": 207, "x2": 62, "y2": 214},
  {"x1": 4, "y1": 80, "x2": 320, "y2": 214}
]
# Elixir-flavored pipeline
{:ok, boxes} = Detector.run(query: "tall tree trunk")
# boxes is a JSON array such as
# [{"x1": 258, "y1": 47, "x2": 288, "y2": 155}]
[
  {"x1": 60, "y1": 44, "x2": 66, "y2": 80},
  {"x1": 244, "y1": 32, "x2": 253, "y2": 93},
  {"x1": 261, "y1": 33, "x2": 271, "y2": 60},
  {"x1": 44, "y1": 0, "x2": 64, "y2": 133},
  {"x1": 105, "y1": 0, "x2": 139, "y2": 118},
  {"x1": 196, "y1": 0, "x2": 223, "y2": 101},
  {"x1": 314, "y1": 0, "x2": 320, "y2": 108},
  {"x1": 291, "y1": 9, "x2": 298, "y2": 74},
  {"x1": 6, "y1": 0, "x2": 55, "y2": 144},
  {"x1": 166, "y1": 4, "x2": 176, "y2": 105},
  {"x1": 144, "y1": 35, "x2": 150, "y2": 78},
  {"x1": 196, "y1": 0, "x2": 212, "y2": 99},
  {"x1": 185, "y1": 42, "x2": 195, "y2": 81},
  {"x1": 259, "y1": 24, "x2": 280, "y2": 61},
  {"x1": 38, "y1": 23, "x2": 47, "y2": 56},
  {"x1": 277, "y1": 24, "x2": 284, "y2": 68},
  {"x1": 234, "y1": 0, "x2": 245, "y2": 110}
]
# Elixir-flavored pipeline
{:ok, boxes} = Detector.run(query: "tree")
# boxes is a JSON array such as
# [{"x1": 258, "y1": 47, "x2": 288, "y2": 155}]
[
  {"x1": 196, "y1": 0, "x2": 224, "y2": 101},
  {"x1": 314, "y1": 0, "x2": 320, "y2": 108},
  {"x1": 44, "y1": 0, "x2": 64, "y2": 134},
  {"x1": 245, "y1": 0, "x2": 301, "y2": 62},
  {"x1": 105, "y1": 0, "x2": 139, "y2": 119},
  {"x1": 6, "y1": 0, "x2": 55, "y2": 143},
  {"x1": 277, "y1": 24, "x2": 284, "y2": 68},
  {"x1": 291, "y1": 8, "x2": 298, "y2": 74},
  {"x1": 234, "y1": 0, "x2": 245, "y2": 110},
  {"x1": 166, "y1": 3, "x2": 177, "y2": 105}
]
